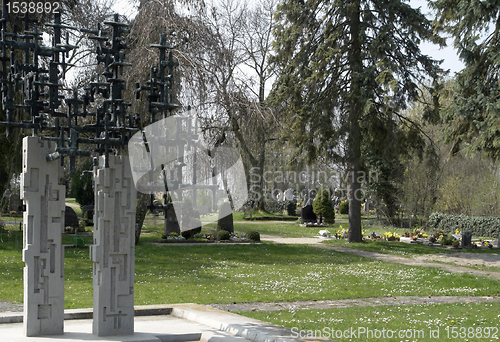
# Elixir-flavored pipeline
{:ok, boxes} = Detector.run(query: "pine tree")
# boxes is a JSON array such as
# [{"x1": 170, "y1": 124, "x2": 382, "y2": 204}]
[
  {"x1": 431, "y1": 0, "x2": 500, "y2": 159},
  {"x1": 272, "y1": 0, "x2": 444, "y2": 242}
]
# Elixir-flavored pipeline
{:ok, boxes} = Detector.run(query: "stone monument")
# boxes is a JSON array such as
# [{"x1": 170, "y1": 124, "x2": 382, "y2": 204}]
[
  {"x1": 21, "y1": 137, "x2": 65, "y2": 336},
  {"x1": 91, "y1": 155, "x2": 137, "y2": 336}
]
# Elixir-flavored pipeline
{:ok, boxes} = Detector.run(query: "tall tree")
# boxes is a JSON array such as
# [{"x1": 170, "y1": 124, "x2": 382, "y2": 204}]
[
  {"x1": 431, "y1": 0, "x2": 500, "y2": 159},
  {"x1": 173, "y1": 0, "x2": 281, "y2": 208},
  {"x1": 126, "y1": 0, "x2": 205, "y2": 244},
  {"x1": 272, "y1": 0, "x2": 444, "y2": 242}
]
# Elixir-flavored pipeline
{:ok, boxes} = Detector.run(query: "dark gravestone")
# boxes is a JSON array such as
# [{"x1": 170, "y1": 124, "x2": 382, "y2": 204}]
[
  {"x1": 181, "y1": 200, "x2": 202, "y2": 239},
  {"x1": 65, "y1": 206, "x2": 79, "y2": 230},
  {"x1": 9, "y1": 192, "x2": 22, "y2": 212},
  {"x1": 462, "y1": 231, "x2": 473, "y2": 247},
  {"x1": 301, "y1": 204, "x2": 317, "y2": 223},
  {"x1": 217, "y1": 202, "x2": 234, "y2": 233},
  {"x1": 82, "y1": 205, "x2": 94, "y2": 222},
  {"x1": 164, "y1": 205, "x2": 180, "y2": 235}
]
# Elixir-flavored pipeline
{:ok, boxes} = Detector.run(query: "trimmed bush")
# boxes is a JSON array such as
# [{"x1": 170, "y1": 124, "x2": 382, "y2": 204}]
[
  {"x1": 215, "y1": 230, "x2": 230, "y2": 241},
  {"x1": 427, "y1": 212, "x2": 500, "y2": 238},
  {"x1": 339, "y1": 200, "x2": 349, "y2": 215},
  {"x1": 264, "y1": 200, "x2": 290, "y2": 214},
  {"x1": 246, "y1": 231, "x2": 260, "y2": 242},
  {"x1": 312, "y1": 188, "x2": 335, "y2": 224}
]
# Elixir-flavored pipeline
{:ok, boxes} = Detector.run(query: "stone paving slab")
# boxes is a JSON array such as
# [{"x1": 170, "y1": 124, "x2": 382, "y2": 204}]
[{"x1": 0, "y1": 304, "x2": 336, "y2": 342}]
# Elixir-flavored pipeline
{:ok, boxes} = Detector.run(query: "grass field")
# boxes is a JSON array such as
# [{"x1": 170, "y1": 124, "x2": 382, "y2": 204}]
[
  {"x1": 2, "y1": 213, "x2": 499, "y2": 341},
  {"x1": 239, "y1": 302, "x2": 500, "y2": 342},
  {"x1": 1, "y1": 229, "x2": 500, "y2": 311}
]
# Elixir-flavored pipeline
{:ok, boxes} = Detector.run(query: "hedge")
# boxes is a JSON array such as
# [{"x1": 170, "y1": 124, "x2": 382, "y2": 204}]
[{"x1": 426, "y1": 213, "x2": 500, "y2": 238}]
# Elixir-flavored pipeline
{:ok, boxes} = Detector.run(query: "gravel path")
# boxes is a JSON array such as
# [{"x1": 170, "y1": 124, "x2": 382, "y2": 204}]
[
  {"x1": 0, "y1": 302, "x2": 23, "y2": 313},
  {"x1": 209, "y1": 295, "x2": 500, "y2": 312}
]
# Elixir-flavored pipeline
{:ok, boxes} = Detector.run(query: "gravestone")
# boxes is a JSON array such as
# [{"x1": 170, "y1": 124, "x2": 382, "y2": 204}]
[
  {"x1": 217, "y1": 202, "x2": 234, "y2": 233},
  {"x1": 301, "y1": 204, "x2": 317, "y2": 223},
  {"x1": 181, "y1": 200, "x2": 202, "y2": 239},
  {"x1": 82, "y1": 205, "x2": 94, "y2": 222},
  {"x1": 164, "y1": 205, "x2": 180, "y2": 236},
  {"x1": 8, "y1": 191, "x2": 22, "y2": 212},
  {"x1": 284, "y1": 188, "x2": 294, "y2": 201},
  {"x1": 65, "y1": 206, "x2": 79, "y2": 230},
  {"x1": 462, "y1": 231, "x2": 472, "y2": 248}
]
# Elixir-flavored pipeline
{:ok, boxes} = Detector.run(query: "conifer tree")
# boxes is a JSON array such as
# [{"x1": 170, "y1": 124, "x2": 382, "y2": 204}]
[
  {"x1": 431, "y1": 0, "x2": 500, "y2": 159},
  {"x1": 313, "y1": 188, "x2": 335, "y2": 224},
  {"x1": 272, "y1": 0, "x2": 444, "y2": 241}
]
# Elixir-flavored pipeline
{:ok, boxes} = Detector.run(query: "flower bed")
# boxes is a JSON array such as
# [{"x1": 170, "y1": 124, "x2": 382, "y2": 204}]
[{"x1": 158, "y1": 231, "x2": 260, "y2": 243}]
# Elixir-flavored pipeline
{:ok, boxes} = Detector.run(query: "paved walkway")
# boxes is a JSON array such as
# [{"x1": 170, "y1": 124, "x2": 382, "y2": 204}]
[
  {"x1": 0, "y1": 304, "x2": 307, "y2": 342},
  {"x1": 209, "y1": 295, "x2": 500, "y2": 312},
  {"x1": 260, "y1": 235, "x2": 500, "y2": 280}
]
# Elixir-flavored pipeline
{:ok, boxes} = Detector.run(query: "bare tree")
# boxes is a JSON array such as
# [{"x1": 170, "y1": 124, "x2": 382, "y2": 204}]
[{"x1": 182, "y1": 0, "x2": 281, "y2": 208}]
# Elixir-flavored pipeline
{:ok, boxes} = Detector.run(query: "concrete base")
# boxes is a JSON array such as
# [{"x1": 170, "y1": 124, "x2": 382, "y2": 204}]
[
  {"x1": 0, "y1": 304, "x2": 333, "y2": 342},
  {"x1": 0, "y1": 317, "x2": 201, "y2": 342}
]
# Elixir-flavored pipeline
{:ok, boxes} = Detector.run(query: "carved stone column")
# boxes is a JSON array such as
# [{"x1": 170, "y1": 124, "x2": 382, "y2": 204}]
[
  {"x1": 91, "y1": 155, "x2": 137, "y2": 336},
  {"x1": 21, "y1": 136, "x2": 65, "y2": 336}
]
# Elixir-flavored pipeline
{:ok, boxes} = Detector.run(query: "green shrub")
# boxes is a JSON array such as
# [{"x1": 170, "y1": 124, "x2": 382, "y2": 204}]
[
  {"x1": 215, "y1": 230, "x2": 231, "y2": 241},
  {"x1": 70, "y1": 159, "x2": 94, "y2": 207},
  {"x1": 427, "y1": 213, "x2": 500, "y2": 238},
  {"x1": 440, "y1": 234, "x2": 453, "y2": 246},
  {"x1": 263, "y1": 200, "x2": 289, "y2": 214},
  {"x1": 78, "y1": 219, "x2": 86, "y2": 233},
  {"x1": 246, "y1": 231, "x2": 260, "y2": 242},
  {"x1": 312, "y1": 188, "x2": 335, "y2": 224},
  {"x1": 286, "y1": 201, "x2": 297, "y2": 216},
  {"x1": 339, "y1": 201, "x2": 349, "y2": 215}
]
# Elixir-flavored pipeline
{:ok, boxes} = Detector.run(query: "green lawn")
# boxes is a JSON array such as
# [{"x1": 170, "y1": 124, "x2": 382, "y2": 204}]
[
  {"x1": 2, "y1": 229, "x2": 500, "y2": 310},
  {"x1": 239, "y1": 302, "x2": 500, "y2": 341},
  {"x1": 65, "y1": 198, "x2": 83, "y2": 217}
]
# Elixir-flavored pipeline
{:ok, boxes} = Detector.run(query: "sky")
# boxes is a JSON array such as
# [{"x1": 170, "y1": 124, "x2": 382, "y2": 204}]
[
  {"x1": 111, "y1": 0, "x2": 465, "y2": 75},
  {"x1": 411, "y1": 0, "x2": 465, "y2": 76}
]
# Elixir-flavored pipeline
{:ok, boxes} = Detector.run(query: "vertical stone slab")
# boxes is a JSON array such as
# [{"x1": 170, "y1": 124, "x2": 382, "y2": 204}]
[
  {"x1": 91, "y1": 155, "x2": 137, "y2": 336},
  {"x1": 21, "y1": 137, "x2": 65, "y2": 336}
]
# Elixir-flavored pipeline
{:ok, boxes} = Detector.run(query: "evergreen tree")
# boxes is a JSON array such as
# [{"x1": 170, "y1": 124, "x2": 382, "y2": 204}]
[
  {"x1": 431, "y1": 0, "x2": 500, "y2": 159},
  {"x1": 312, "y1": 188, "x2": 335, "y2": 224},
  {"x1": 272, "y1": 0, "x2": 444, "y2": 242},
  {"x1": 70, "y1": 159, "x2": 94, "y2": 207}
]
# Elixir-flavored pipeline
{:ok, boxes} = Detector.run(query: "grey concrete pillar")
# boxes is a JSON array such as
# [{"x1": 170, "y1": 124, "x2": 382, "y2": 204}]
[
  {"x1": 21, "y1": 137, "x2": 65, "y2": 336},
  {"x1": 91, "y1": 155, "x2": 137, "y2": 336}
]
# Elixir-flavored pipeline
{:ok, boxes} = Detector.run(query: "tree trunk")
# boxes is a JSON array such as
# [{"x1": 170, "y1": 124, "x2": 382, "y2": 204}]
[
  {"x1": 135, "y1": 192, "x2": 149, "y2": 245},
  {"x1": 347, "y1": 0, "x2": 363, "y2": 243}
]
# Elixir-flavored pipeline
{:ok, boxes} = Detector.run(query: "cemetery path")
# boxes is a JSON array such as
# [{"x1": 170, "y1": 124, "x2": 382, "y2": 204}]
[
  {"x1": 260, "y1": 235, "x2": 500, "y2": 280},
  {"x1": 208, "y1": 295, "x2": 500, "y2": 313}
]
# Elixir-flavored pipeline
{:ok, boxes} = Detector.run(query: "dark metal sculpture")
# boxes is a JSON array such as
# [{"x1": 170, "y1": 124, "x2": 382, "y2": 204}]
[
  {"x1": 0, "y1": 4, "x2": 225, "y2": 237},
  {"x1": 0, "y1": 5, "x2": 139, "y2": 174}
]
